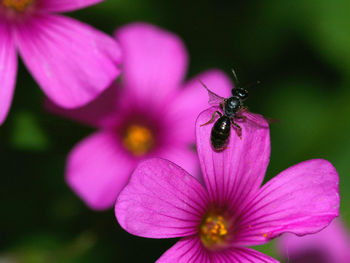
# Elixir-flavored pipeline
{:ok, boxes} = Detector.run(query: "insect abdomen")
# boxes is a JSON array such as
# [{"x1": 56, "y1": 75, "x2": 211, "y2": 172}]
[{"x1": 211, "y1": 116, "x2": 231, "y2": 151}]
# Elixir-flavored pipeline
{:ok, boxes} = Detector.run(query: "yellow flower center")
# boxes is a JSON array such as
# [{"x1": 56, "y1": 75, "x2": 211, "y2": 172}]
[
  {"x1": 122, "y1": 125, "x2": 154, "y2": 156},
  {"x1": 199, "y1": 214, "x2": 229, "y2": 249},
  {"x1": 2, "y1": 0, "x2": 33, "y2": 11}
]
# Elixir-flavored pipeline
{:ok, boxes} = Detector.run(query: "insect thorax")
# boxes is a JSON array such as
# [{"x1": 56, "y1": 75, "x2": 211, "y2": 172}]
[{"x1": 224, "y1": 96, "x2": 241, "y2": 117}]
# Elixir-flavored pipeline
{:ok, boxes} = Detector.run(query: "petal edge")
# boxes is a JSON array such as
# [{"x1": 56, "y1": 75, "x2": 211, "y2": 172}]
[
  {"x1": 115, "y1": 158, "x2": 209, "y2": 238},
  {"x1": 0, "y1": 23, "x2": 17, "y2": 124},
  {"x1": 236, "y1": 159, "x2": 340, "y2": 246},
  {"x1": 16, "y1": 14, "x2": 121, "y2": 108}
]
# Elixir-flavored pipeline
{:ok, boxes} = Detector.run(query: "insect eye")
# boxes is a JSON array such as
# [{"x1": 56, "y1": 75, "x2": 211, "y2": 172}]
[{"x1": 233, "y1": 88, "x2": 248, "y2": 100}]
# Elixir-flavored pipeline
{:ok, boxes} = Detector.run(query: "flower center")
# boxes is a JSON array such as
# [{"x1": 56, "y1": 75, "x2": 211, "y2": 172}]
[
  {"x1": 199, "y1": 214, "x2": 229, "y2": 249},
  {"x1": 2, "y1": 0, "x2": 33, "y2": 11},
  {"x1": 122, "y1": 124, "x2": 154, "y2": 156}
]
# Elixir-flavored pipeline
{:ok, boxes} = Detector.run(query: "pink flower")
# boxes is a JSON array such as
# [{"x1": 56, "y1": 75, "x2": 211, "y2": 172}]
[
  {"x1": 278, "y1": 218, "x2": 350, "y2": 263},
  {"x1": 48, "y1": 22, "x2": 233, "y2": 210},
  {"x1": 0, "y1": 0, "x2": 122, "y2": 124},
  {"x1": 115, "y1": 108, "x2": 340, "y2": 262}
]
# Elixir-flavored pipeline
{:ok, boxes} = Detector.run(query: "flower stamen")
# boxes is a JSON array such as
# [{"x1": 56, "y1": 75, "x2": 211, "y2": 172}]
[
  {"x1": 200, "y1": 214, "x2": 229, "y2": 249},
  {"x1": 2, "y1": 0, "x2": 33, "y2": 12},
  {"x1": 122, "y1": 124, "x2": 154, "y2": 156}
]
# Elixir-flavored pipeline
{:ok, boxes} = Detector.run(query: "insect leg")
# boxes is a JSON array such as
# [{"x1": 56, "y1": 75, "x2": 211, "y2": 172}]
[
  {"x1": 231, "y1": 120, "x2": 242, "y2": 139},
  {"x1": 220, "y1": 101, "x2": 225, "y2": 110},
  {"x1": 200, "y1": 111, "x2": 222, "y2": 126},
  {"x1": 235, "y1": 106, "x2": 248, "y2": 123}
]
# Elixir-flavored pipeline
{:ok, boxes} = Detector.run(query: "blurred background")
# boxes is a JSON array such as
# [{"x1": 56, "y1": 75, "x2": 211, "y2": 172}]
[{"x1": 1, "y1": 0, "x2": 349, "y2": 262}]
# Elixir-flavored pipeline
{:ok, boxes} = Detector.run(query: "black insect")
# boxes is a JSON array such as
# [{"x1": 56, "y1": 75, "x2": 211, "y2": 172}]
[{"x1": 200, "y1": 70, "x2": 267, "y2": 152}]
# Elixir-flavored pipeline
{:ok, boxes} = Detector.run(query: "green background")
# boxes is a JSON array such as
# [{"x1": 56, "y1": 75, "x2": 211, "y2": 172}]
[{"x1": 1, "y1": 0, "x2": 349, "y2": 262}]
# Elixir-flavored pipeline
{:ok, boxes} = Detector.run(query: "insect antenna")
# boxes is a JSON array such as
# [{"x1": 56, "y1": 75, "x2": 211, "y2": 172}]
[
  {"x1": 243, "y1": 80, "x2": 261, "y2": 90},
  {"x1": 231, "y1": 68, "x2": 240, "y2": 88},
  {"x1": 231, "y1": 68, "x2": 261, "y2": 90}
]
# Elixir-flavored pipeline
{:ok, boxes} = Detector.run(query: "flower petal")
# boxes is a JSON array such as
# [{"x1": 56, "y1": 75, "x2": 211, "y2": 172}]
[
  {"x1": 115, "y1": 22, "x2": 188, "y2": 105},
  {"x1": 236, "y1": 159, "x2": 340, "y2": 246},
  {"x1": 0, "y1": 23, "x2": 17, "y2": 125},
  {"x1": 155, "y1": 145, "x2": 200, "y2": 180},
  {"x1": 167, "y1": 69, "x2": 233, "y2": 144},
  {"x1": 115, "y1": 158, "x2": 209, "y2": 238},
  {"x1": 196, "y1": 107, "x2": 270, "y2": 206},
  {"x1": 278, "y1": 218, "x2": 350, "y2": 263},
  {"x1": 67, "y1": 131, "x2": 135, "y2": 210},
  {"x1": 15, "y1": 14, "x2": 121, "y2": 108},
  {"x1": 45, "y1": 82, "x2": 121, "y2": 128},
  {"x1": 38, "y1": 0, "x2": 103, "y2": 12},
  {"x1": 217, "y1": 247, "x2": 279, "y2": 263},
  {"x1": 157, "y1": 238, "x2": 278, "y2": 263},
  {"x1": 156, "y1": 237, "x2": 210, "y2": 263}
]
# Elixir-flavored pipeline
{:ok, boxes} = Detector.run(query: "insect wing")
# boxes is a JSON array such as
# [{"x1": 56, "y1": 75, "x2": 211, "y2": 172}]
[
  {"x1": 199, "y1": 80, "x2": 226, "y2": 106},
  {"x1": 207, "y1": 89, "x2": 226, "y2": 106},
  {"x1": 238, "y1": 110, "x2": 270, "y2": 129}
]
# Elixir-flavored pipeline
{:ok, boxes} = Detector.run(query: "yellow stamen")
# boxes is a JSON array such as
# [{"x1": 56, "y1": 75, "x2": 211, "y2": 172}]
[
  {"x1": 122, "y1": 125, "x2": 154, "y2": 156},
  {"x1": 2, "y1": 0, "x2": 33, "y2": 11},
  {"x1": 199, "y1": 214, "x2": 229, "y2": 249}
]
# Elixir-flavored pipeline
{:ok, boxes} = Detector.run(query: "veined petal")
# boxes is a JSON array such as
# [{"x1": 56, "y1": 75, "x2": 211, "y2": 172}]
[
  {"x1": 67, "y1": 131, "x2": 135, "y2": 211},
  {"x1": 278, "y1": 218, "x2": 350, "y2": 263},
  {"x1": 115, "y1": 158, "x2": 209, "y2": 238},
  {"x1": 15, "y1": 13, "x2": 121, "y2": 108},
  {"x1": 157, "y1": 238, "x2": 278, "y2": 263},
  {"x1": 196, "y1": 107, "x2": 270, "y2": 206},
  {"x1": 217, "y1": 247, "x2": 279, "y2": 263},
  {"x1": 38, "y1": 0, "x2": 103, "y2": 12},
  {"x1": 157, "y1": 237, "x2": 210, "y2": 263},
  {"x1": 155, "y1": 144, "x2": 200, "y2": 180},
  {"x1": 168, "y1": 69, "x2": 233, "y2": 144},
  {"x1": 236, "y1": 159, "x2": 340, "y2": 246},
  {"x1": 0, "y1": 22, "x2": 17, "y2": 125},
  {"x1": 115, "y1": 22, "x2": 188, "y2": 105}
]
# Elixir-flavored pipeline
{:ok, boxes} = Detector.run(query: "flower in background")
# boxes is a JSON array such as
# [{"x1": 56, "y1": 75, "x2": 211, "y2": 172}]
[
  {"x1": 278, "y1": 218, "x2": 350, "y2": 263},
  {"x1": 0, "y1": 0, "x2": 121, "y2": 124},
  {"x1": 115, "y1": 108, "x2": 340, "y2": 262},
  {"x1": 48, "y1": 22, "x2": 233, "y2": 210}
]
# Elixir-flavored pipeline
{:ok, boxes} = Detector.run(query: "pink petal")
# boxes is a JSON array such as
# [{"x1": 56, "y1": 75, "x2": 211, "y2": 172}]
[
  {"x1": 15, "y1": 13, "x2": 121, "y2": 108},
  {"x1": 115, "y1": 158, "x2": 209, "y2": 238},
  {"x1": 278, "y1": 218, "x2": 350, "y2": 263},
  {"x1": 38, "y1": 0, "x2": 103, "y2": 12},
  {"x1": 0, "y1": 23, "x2": 17, "y2": 125},
  {"x1": 44, "y1": 82, "x2": 121, "y2": 128},
  {"x1": 216, "y1": 247, "x2": 279, "y2": 263},
  {"x1": 167, "y1": 69, "x2": 233, "y2": 144},
  {"x1": 236, "y1": 159, "x2": 340, "y2": 246},
  {"x1": 67, "y1": 131, "x2": 135, "y2": 210},
  {"x1": 157, "y1": 237, "x2": 279, "y2": 263},
  {"x1": 115, "y1": 22, "x2": 188, "y2": 105},
  {"x1": 196, "y1": 107, "x2": 270, "y2": 206},
  {"x1": 156, "y1": 237, "x2": 210, "y2": 263},
  {"x1": 155, "y1": 145, "x2": 200, "y2": 180}
]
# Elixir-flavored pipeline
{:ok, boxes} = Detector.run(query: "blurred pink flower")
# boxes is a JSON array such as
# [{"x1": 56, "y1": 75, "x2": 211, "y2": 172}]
[
  {"x1": 278, "y1": 218, "x2": 350, "y2": 263},
  {"x1": 0, "y1": 0, "x2": 121, "y2": 124},
  {"x1": 48, "y1": 22, "x2": 233, "y2": 210},
  {"x1": 115, "y1": 108, "x2": 340, "y2": 262}
]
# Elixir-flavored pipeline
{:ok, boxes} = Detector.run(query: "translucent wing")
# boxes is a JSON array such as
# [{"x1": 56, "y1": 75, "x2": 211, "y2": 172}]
[
  {"x1": 236, "y1": 107, "x2": 278, "y2": 129},
  {"x1": 199, "y1": 80, "x2": 226, "y2": 106},
  {"x1": 243, "y1": 112, "x2": 269, "y2": 129}
]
